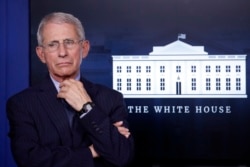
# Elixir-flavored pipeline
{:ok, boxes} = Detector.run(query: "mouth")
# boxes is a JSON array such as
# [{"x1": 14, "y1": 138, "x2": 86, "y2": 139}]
[{"x1": 57, "y1": 62, "x2": 72, "y2": 67}]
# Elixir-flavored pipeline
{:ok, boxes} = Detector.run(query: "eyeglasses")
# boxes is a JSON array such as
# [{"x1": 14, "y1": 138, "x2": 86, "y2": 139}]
[{"x1": 41, "y1": 39, "x2": 83, "y2": 52}]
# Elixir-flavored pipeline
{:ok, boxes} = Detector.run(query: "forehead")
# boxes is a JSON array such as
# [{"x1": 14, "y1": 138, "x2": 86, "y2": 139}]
[{"x1": 42, "y1": 23, "x2": 78, "y2": 42}]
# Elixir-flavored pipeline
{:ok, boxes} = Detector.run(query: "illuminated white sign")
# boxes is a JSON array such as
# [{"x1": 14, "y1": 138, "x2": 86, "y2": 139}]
[{"x1": 112, "y1": 39, "x2": 247, "y2": 98}]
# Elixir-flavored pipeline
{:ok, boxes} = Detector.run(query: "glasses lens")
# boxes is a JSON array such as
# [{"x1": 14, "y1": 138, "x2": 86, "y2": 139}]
[
  {"x1": 43, "y1": 39, "x2": 82, "y2": 52},
  {"x1": 64, "y1": 39, "x2": 75, "y2": 49},
  {"x1": 45, "y1": 41, "x2": 59, "y2": 52}
]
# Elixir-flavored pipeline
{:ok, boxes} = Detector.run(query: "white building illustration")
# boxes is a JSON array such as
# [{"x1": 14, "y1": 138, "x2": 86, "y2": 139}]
[{"x1": 112, "y1": 39, "x2": 247, "y2": 98}]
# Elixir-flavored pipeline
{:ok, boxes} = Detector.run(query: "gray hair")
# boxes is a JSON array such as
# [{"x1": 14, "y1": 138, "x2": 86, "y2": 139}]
[{"x1": 37, "y1": 12, "x2": 85, "y2": 45}]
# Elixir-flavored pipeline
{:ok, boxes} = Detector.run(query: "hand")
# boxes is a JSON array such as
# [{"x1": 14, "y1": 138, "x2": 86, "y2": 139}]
[
  {"x1": 113, "y1": 121, "x2": 131, "y2": 138},
  {"x1": 57, "y1": 79, "x2": 91, "y2": 111},
  {"x1": 89, "y1": 144, "x2": 99, "y2": 158}
]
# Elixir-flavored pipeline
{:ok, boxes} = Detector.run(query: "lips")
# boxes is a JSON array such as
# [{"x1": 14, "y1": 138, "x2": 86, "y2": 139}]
[{"x1": 57, "y1": 62, "x2": 72, "y2": 67}]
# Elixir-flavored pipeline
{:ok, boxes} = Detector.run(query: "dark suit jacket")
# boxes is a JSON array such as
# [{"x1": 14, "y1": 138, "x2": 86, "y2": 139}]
[{"x1": 7, "y1": 76, "x2": 134, "y2": 167}]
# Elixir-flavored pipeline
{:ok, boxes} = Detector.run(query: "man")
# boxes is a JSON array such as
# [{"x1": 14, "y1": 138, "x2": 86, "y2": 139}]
[{"x1": 7, "y1": 12, "x2": 134, "y2": 167}]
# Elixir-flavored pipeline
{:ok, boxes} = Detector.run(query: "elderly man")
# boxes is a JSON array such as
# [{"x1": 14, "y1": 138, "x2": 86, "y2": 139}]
[{"x1": 7, "y1": 12, "x2": 134, "y2": 167}]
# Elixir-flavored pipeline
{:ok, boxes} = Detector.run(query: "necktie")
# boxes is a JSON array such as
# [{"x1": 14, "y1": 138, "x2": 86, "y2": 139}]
[
  {"x1": 61, "y1": 100, "x2": 83, "y2": 146},
  {"x1": 62, "y1": 100, "x2": 75, "y2": 128}
]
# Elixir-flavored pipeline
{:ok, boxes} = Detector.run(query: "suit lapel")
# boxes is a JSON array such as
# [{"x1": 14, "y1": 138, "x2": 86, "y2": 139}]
[{"x1": 37, "y1": 77, "x2": 73, "y2": 146}]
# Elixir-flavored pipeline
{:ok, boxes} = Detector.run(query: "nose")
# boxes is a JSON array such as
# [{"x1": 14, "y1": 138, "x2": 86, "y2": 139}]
[{"x1": 58, "y1": 43, "x2": 67, "y2": 57}]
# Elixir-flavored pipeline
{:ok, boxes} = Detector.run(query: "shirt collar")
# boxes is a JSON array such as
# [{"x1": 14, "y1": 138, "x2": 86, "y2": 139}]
[{"x1": 50, "y1": 73, "x2": 81, "y2": 92}]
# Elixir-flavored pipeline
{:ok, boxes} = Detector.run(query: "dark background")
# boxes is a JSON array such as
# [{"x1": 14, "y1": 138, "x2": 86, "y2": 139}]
[{"x1": 30, "y1": 0, "x2": 250, "y2": 166}]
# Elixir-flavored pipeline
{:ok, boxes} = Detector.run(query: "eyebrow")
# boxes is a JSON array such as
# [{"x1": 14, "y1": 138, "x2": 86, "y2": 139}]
[{"x1": 48, "y1": 39, "x2": 74, "y2": 43}]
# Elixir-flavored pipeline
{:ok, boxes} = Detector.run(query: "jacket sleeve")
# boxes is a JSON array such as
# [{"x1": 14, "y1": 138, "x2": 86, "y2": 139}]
[
  {"x1": 6, "y1": 96, "x2": 95, "y2": 167},
  {"x1": 79, "y1": 90, "x2": 134, "y2": 167}
]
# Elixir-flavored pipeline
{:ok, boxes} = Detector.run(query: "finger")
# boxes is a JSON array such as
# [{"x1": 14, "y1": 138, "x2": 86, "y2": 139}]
[
  {"x1": 117, "y1": 127, "x2": 130, "y2": 136},
  {"x1": 119, "y1": 130, "x2": 130, "y2": 138},
  {"x1": 117, "y1": 126, "x2": 129, "y2": 132},
  {"x1": 113, "y1": 121, "x2": 123, "y2": 127},
  {"x1": 125, "y1": 133, "x2": 130, "y2": 138},
  {"x1": 59, "y1": 79, "x2": 78, "y2": 90}
]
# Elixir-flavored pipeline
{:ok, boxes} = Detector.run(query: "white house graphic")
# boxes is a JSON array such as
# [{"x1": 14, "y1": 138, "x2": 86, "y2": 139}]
[{"x1": 112, "y1": 40, "x2": 247, "y2": 98}]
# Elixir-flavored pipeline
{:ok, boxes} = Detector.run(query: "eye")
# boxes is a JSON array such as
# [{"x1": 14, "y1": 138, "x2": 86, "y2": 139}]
[
  {"x1": 47, "y1": 42, "x2": 58, "y2": 48},
  {"x1": 64, "y1": 39, "x2": 75, "y2": 46}
]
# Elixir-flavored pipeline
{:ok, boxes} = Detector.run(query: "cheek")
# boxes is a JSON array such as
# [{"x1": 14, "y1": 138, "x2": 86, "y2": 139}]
[
  {"x1": 72, "y1": 50, "x2": 83, "y2": 64},
  {"x1": 44, "y1": 56, "x2": 56, "y2": 68},
  {"x1": 77, "y1": 54, "x2": 83, "y2": 66}
]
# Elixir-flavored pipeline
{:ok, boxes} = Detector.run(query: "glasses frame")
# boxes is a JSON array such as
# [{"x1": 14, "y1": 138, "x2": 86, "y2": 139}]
[{"x1": 41, "y1": 39, "x2": 84, "y2": 52}]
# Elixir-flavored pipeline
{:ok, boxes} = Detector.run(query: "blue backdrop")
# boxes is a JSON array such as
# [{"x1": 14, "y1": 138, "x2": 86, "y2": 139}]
[
  {"x1": 0, "y1": 0, "x2": 29, "y2": 166},
  {"x1": 29, "y1": 1, "x2": 250, "y2": 166}
]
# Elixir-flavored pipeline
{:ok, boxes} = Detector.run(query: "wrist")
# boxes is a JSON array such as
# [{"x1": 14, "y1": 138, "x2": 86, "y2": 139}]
[{"x1": 77, "y1": 102, "x2": 95, "y2": 117}]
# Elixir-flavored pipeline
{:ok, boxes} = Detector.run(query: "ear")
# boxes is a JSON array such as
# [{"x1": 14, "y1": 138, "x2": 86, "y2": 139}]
[
  {"x1": 81, "y1": 40, "x2": 90, "y2": 59},
  {"x1": 36, "y1": 46, "x2": 46, "y2": 63}
]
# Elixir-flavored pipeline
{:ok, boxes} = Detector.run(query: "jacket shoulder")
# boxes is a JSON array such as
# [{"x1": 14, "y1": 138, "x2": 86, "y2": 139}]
[
  {"x1": 7, "y1": 78, "x2": 53, "y2": 104},
  {"x1": 83, "y1": 78, "x2": 123, "y2": 98}
]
